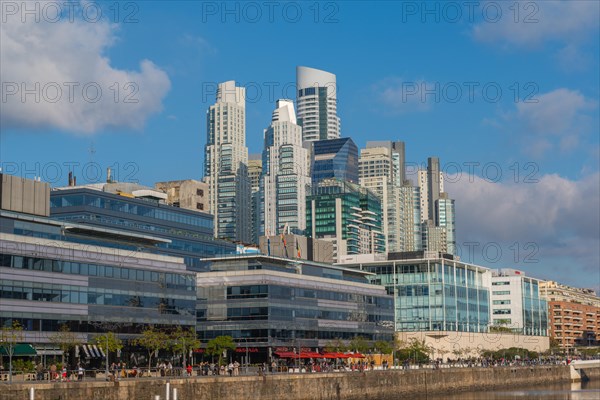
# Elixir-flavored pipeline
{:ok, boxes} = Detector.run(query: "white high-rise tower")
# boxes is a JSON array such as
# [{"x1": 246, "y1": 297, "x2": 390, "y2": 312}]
[
  {"x1": 204, "y1": 80, "x2": 251, "y2": 242},
  {"x1": 296, "y1": 66, "x2": 340, "y2": 142},
  {"x1": 261, "y1": 99, "x2": 310, "y2": 236}
]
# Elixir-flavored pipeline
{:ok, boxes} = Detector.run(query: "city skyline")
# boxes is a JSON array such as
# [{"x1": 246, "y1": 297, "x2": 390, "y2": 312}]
[{"x1": 1, "y1": 1, "x2": 598, "y2": 293}]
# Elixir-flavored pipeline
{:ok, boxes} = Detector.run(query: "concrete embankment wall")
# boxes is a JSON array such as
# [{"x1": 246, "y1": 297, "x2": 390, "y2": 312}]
[
  {"x1": 1, "y1": 366, "x2": 571, "y2": 400},
  {"x1": 578, "y1": 366, "x2": 600, "y2": 382}
]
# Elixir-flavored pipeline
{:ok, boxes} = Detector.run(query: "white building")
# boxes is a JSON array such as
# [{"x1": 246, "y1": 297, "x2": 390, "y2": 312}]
[
  {"x1": 296, "y1": 66, "x2": 340, "y2": 141},
  {"x1": 203, "y1": 80, "x2": 251, "y2": 242},
  {"x1": 359, "y1": 142, "x2": 419, "y2": 253},
  {"x1": 417, "y1": 169, "x2": 444, "y2": 223},
  {"x1": 490, "y1": 269, "x2": 548, "y2": 336},
  {"x1": 261, "y1": 100, "x2": 311, "y2": 236}
]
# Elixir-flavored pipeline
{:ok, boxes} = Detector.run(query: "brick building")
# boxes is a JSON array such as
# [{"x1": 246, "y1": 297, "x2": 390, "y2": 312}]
[{"x1": 540, "y1": 281, "x2": 600, "y2": 349}]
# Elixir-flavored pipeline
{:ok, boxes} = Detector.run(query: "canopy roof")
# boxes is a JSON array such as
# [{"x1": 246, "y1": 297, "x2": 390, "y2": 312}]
[
  {"x1": 274, "y1": 351, "x2": 365, "y2": 359},
  {"x1": 0, "y1": 344, "x2": 37, "y2": 356}
]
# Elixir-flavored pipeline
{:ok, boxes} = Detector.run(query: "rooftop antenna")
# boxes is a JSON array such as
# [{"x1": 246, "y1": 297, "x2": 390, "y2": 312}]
[
  {"x1": 88, "y1": 140, "x2": 96, "y2": 184},
  {"x1": 89, "y1": 141, "x2": 96, "y2": 160}
]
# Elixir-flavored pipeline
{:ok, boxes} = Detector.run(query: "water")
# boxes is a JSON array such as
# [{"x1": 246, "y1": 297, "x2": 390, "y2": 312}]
[{"x1": 419, "y1": 380, "x2": 600, "y2": 400}]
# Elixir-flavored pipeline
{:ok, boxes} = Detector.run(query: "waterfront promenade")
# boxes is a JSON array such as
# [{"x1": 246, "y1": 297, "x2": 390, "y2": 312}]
[{"x1": 1, "y1": 364, "x2": 587, "y2": 400}]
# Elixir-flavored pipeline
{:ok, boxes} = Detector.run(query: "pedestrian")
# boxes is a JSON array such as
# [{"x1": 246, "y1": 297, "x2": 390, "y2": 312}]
[
  {"x1": 50, "y1": 364, "x2": 57, "y2": 381},
  {"x1": 186, "y1": 364, "x2": 192, "y2": 377},
  {"x1": 36, "y1": 362, "x2": 44, "y2": 381},
  {"x1": 77, "y1": 364, "x2": 84, "y2": 381},
  {"x1": 61, "y1": 366, "x2": 68, "y2": 382}
]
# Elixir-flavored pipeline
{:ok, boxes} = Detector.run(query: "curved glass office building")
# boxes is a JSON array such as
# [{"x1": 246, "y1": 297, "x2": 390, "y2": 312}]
[{"x1": 339, "y1": 256, "x2": 491, "y2": 333}]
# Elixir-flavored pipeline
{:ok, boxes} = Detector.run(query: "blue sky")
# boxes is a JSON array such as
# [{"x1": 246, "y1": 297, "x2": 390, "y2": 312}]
[{"x1": 1, "y1": 1, "x2": 599, "y2": 291}]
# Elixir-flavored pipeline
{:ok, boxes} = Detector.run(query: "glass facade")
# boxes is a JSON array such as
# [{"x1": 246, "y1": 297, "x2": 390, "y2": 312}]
[
  {"x1": 522, "y1": 279, "x2": 548, "y2": 336},
  {"x1": 490, "y1": 271, "x2": 549, "y2": 336},
  {"x1": 311, "y1": 138, "x2": 359, "y2": 186},
  {"x1": 196, "y1": 256, "x2": 394, "y2": 362},
  {"x1": 0, "y1": 214, "x2": 197, "y2": 353},
  {"x1": 435, "y1": 197, "x2": 456, "y2": 255},
  {"x1": 307, "y1": 179, "x2": 385, "y2": 255},
  {"x1": 342, "y1": 259, "x2": 491, "y2": 333},
  {"x1": 49, "y1": 189, "x2": 236, "y2": 269}
]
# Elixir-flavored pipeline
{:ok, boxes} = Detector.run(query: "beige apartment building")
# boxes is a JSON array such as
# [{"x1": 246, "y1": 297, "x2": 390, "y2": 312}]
[{"x1": 540, "y1": 281, "x2": 600, "y2": 349}]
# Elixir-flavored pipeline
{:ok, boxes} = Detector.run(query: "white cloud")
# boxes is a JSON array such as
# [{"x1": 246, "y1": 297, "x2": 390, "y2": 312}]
[
  {"x1": 472, "y1": 0, "x2": 599, "y2": 48},
  {"x1": 446, "y1": 172, "x2": 600, "y2": 283},
  {"x1": 486, "y1": 88, "x2": 597, "y2": 157},
  {"x1": 517, "y1": 89, "x2": 592, "y2": 135},
  {"x1": 0, "y1": 4, "x2": 171, "y2": 134},
  {"x1": 374, "y1": 78, "x2": 433, "y2": 114}
]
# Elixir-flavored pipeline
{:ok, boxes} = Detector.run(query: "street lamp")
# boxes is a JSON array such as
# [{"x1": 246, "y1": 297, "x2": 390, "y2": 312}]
[
  {"x1": 242, "y1": 338, "x2": 249, "y2": 375},
  {"x1": 90, "y1": 322, "x2": 120, "y2": 381},
  {"x1": 104, "y1": 335, "x2": 109, "y2": 380},
  {"x1": 0, "y1": 338, "x2": 11, "y2": 384}
]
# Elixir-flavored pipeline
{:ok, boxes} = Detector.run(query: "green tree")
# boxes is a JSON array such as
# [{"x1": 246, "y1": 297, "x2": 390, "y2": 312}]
[
  {"x1": 395, "y1": 338, "x2": 430, "y2": 363},
  {"x1": 95, "y1": 332, "x2": 123, "y2": 354},
  {"x1": 374, "y1": 340, "x2": 393, "y2": 355},
  {"x1": 170, "y1": 326, "x2": 200, "y2": 367},
  {"x1": 48, "y1": 324, "x2": 81, "y2": 366},
  {"x1": 205, "y1": 336, "x2": 236, "y2": 366},
  {"x1": 349, "y1": 336, "x2": 369, "y2": 354},
  {"x1": 324, "y1": 338, "x2": 348, "y2": 353},
  {"x1": 135, "y1": 327, "x2": 169, "y2": 371},
  {"x1": 490, "y1": 325, "x2": 515, "y2": 333},
  {"x1": 0, "y1": 321, "x2": 24, "y2": 383}
]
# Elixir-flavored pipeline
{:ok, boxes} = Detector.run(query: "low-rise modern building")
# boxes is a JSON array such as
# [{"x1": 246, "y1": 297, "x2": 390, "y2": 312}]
[
  {"x1": 540, "y1": 281, "x2": 600, "y2": 349},
  {"x1": 338, "y1": 255, "x2": 491, "y2": 333},
  {"x1": 0, "y1": 174, "x2": 197, "y2": 363},
  {"x1": 490, "y1": 269, "x2": 548, "y2": 336},
  {"x1": 195, "y1": 255, "x2": 394, "y2": 363},
  {"x1": 49, "y1": 183, "x2": 236, "y2": 270},
  {"x1": 337, "y1": 254, "x2": 550, "y2": 358}
]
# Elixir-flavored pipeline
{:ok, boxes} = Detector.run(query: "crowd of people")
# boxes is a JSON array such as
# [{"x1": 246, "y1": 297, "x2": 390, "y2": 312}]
[{"x1": 5, "y1": 353, "x2": 596, "y2": 383}]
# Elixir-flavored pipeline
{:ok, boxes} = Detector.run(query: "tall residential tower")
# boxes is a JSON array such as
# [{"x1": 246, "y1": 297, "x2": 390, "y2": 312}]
[
  {"x1": 203, "y1": 80, "x2": 251, "y2": 242},
  {"x1": 296, "y1": 66, "x2": 340, "y2": 142},
  {"x1": 261, "y1": 99, "x2": 311, "y2": 236}
]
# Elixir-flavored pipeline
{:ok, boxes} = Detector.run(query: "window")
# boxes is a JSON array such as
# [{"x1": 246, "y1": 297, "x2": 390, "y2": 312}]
[
  {"x1": 492, "y1": 281, "x2": 510, "y2": 286},
  {"x1": 492, "y1": 291, "x2": 510, "y2": 295},
  {"x1": 197, "y1": 189, "x2": 204, "y2": 196},
  {"x1": 197, "y1": 203, "x2": 204, "y2": 210},
  {"x1": 493, "y1": 300, "x2": 511, "y2": 305}
]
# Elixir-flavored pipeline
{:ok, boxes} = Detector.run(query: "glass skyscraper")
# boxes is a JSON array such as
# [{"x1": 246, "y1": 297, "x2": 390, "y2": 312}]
[
  {"x1": 307, "y1": 179, "x2": 385, "y2": 261},
  {"x1": 311, "y1": 138, "x2": 359, "y2": 187}
]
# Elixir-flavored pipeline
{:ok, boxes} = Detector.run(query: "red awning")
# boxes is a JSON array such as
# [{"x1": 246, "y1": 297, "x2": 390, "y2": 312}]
[
  {"x1": 318, "y1": 353, "x2": 335, "y2": 359},
  {"x1": 302, "y1": 352, "x2": 322, "y2": 359},
  {"x1": 274, "y1": 351, "x2": 368, "y2": 359},
  {"x1": 347, "y1": 353, "x2": 365, "y2": 358},
  {"x1": 275, "y1": 351, "x2": 323, "y2": 359},
  {"x1": 274, "y1": 351, "x2": 296, "y2": 358}
]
